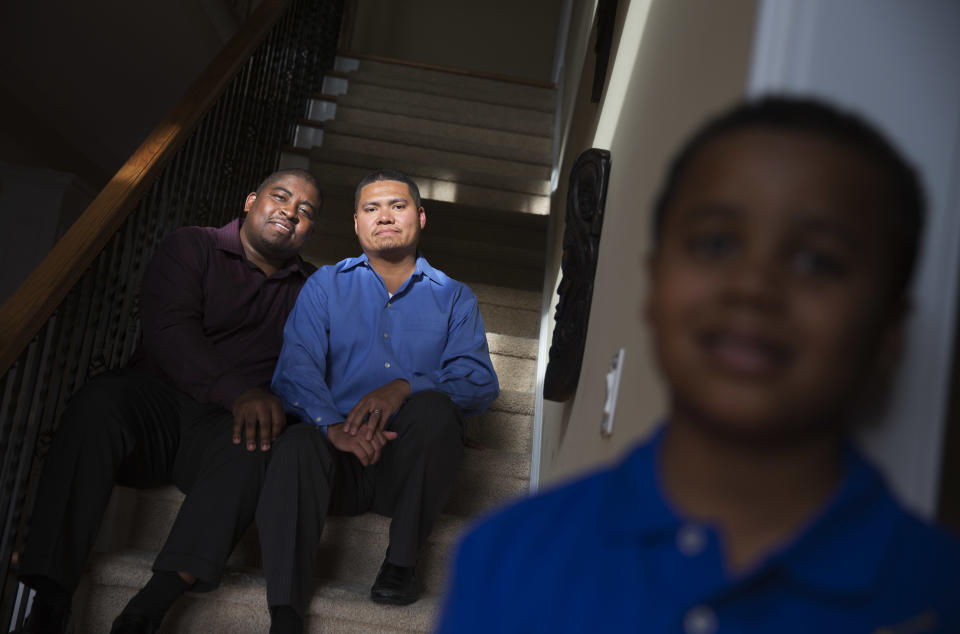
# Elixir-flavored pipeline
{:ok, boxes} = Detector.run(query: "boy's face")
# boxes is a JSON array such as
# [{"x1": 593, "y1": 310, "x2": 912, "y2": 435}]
[{"x1": 647, "y1": 128, "x2": 902, "y2": 440}]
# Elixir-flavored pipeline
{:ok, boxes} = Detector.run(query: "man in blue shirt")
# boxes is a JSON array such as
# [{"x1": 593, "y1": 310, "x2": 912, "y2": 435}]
[
  {"x1": 436, "y1": 98, "x2": 960, "y2": 633},
  {"x1": 263, "y1": 169, "x2": 499, "y2": 633}
]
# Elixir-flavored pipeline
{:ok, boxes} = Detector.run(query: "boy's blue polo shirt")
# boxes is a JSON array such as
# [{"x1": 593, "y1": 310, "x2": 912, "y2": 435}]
[{"x1": 436, "y1": 426, "x2": 960, "y2": 633}]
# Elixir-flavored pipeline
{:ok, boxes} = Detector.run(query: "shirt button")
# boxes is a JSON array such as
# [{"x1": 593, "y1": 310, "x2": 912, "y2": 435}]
[
  {"x1": 683, "y1": 605, "x2": 717, "y2": 634},
  {"x1": 677, "y1": 524, "x2": 706, "y2": 556},
  {"x1": 384, "y1": 362, "x2": 391, "y2": 368},
  {"x1": 384, "y1": 332, "x2": 389, "y2": 338},
  {"x1": 315, "y1": 416, "x2": 322, "y2": 423},
  {"x1": 387, "y1": 302, "x2": 392, "y2": 308}
]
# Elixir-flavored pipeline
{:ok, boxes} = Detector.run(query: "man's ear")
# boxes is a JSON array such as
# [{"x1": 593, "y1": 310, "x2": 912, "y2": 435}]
[
  {"x1": 418, "y1": 207, "x2": 426, "y2": 230},
  {"x1": 244, "y1": 192, "x2": 257, "y2": 214},
  {"x1": 353, "y1": 212, "x2": 359, "y2": 236}
]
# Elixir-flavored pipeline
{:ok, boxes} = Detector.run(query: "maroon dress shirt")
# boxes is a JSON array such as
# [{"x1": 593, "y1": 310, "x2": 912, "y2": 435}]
[{"x1": 127, "y1": 218, "x2": 315, "y2": 410}]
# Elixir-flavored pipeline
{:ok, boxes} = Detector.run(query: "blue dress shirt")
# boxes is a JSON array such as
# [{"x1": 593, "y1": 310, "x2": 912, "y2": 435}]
[
  {"x1": 436, "y1": 425, "x2": 960, "y2": 634},
  {"x1": 271, "y1": 254, "x2": 499, "y2": 429}
]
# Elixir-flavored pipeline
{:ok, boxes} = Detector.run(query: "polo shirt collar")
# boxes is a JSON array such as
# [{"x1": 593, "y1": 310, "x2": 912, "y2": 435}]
[
  {"x1": 601, "y1": 425, "x2": 895, "y2": 597},
  {"x1": 218, "y1": 218, "x2": 312, "y2": 277},
  {"x1": 767, "y1": 445, "x2": 895, "y2": 596},
  {"x1": 603, "y1": 424, "x2": 681, "y2": 541}
]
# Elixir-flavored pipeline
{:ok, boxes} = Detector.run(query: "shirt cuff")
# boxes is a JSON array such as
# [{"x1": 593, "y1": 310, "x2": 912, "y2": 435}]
[{"x1": 407, "y1": 374, "x2": 436, "y2": 396}]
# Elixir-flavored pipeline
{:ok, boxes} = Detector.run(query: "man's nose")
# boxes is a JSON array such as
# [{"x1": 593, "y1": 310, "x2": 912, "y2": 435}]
[
  {"x1": 278, "y1": 205, "x2": 298, "y2": 222},
  {"x1": 721, "y1": 251, "x2": 783, "y2": 312}
]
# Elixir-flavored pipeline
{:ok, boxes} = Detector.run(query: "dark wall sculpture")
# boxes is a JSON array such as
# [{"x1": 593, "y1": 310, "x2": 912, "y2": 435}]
[
  {"x1": 592, "y1": 0, "x2": 618, "y2": 103},
  {"x1": 544, "y1": 148, "x2": 611, "y2": 402}
]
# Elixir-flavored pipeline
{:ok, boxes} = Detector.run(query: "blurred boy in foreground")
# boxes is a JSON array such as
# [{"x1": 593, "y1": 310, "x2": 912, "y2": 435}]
[{"x1": 436, "y1": 97, "x2": 960, "y2": 633}]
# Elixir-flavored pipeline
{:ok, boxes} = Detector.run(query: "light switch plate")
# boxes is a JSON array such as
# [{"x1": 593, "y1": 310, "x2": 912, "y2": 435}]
[{"x1": 601, "y1": 347, "x2": 625, "y2": 437}]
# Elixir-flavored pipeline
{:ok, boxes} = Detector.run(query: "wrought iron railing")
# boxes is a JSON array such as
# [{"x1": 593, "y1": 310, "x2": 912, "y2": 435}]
[{"x1": 0, "y1": 0, "x2": 342, "y2": 624}]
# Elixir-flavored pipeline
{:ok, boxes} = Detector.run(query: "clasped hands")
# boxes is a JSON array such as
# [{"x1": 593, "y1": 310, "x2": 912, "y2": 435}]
[
  {"x1": 230, "y1": 380, "x2": 410, "y2": 465},
  {"x1": 327, "y1": 378, "x2": 411, "y2": 466}
]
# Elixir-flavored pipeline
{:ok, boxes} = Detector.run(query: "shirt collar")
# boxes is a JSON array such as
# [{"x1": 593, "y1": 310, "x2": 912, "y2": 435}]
[
  {"x1": 216, "y1": 217, "x2": 312, "y2": 278},
  {"x1": 601, "y1": 424, "x2": 897, "y2": 597},
  {"x1": 341, "y1": 252, "x2": 446, "y2": 285},
  {"x1": 213, "y1": 218, "x2": 244, "y2": 256},
  {"x1": 767, "y1": 445, "x2": 896, "y2": 596},
  {"x1": 602, "y1": 424, "x2": 681, "y2": 541}
]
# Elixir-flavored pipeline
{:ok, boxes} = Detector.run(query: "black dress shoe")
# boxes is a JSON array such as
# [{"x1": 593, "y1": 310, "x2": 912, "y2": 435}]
[
  {"x1": 109, "y1": 613, "x2": 155, "y2": 634},
  {"x1": 370, "y1": 560, "x2": 420, "y2": 605},
  {"x1": 15, "y1": 600, "x2": 72, "y2": 634}
]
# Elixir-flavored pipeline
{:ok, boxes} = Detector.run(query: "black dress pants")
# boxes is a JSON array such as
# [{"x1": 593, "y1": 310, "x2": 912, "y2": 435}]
[
  {"x1": 19, "y1": 369, "x2": 268, "y2": 593},
  {"x1": 257, "y1": 390, "x2": 465, "y2": 617}
]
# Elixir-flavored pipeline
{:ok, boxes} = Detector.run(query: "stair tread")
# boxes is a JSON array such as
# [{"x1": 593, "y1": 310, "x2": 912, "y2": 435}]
[
  {"x1": 312, "y1": 146, "x2": 551, "y2": 197},
  {"x1": 313, "y1": 183, "x2": 550, "y2": 231},
  {"x1": 334, "y1": 56, "x2": 556, "y2": 106},
  {"x1": 336, "y1": 53, "x2": 556, "y2": 90},
  {"x1": 316, "y1": 118, "x2": 552, "y2": 166},
  {"x1": 327, "y1": 105, "x2": 552, "y2": 164},
  {"x1": 336, "y1": 78, "x2": 553, "y2": 116},
  {"x1": 489, "y1": 388, "x2": 534, "y2": 415},
  {"x1": 320, "y1": 128, "x2": 552, "y2": 181},
  {"x1": 332, "y1": 90, "x2": 553, "y2": 137},
  {"x1": 84, "y1": 550, "x2": 441, "y2": 632},
  {"x1": 487, "y1": 332, "x2": 537, "y2": 359},
  {"x1": 308, "y1": 161, "x2": 550, "y2": 215}
]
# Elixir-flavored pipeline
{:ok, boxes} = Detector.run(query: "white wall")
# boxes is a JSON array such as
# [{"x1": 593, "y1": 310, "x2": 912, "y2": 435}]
[
  {"x1": 749, "y1": 0, "x2": 960, "y2": 516},
  {"x1": 536, "y1": 0, "x2": 759, "y2": 487}
]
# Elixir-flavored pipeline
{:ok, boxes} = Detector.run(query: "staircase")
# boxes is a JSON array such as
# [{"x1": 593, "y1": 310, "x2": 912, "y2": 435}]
[{"x1": 71, "y1": 55, "x2": 554, "y2": 632}]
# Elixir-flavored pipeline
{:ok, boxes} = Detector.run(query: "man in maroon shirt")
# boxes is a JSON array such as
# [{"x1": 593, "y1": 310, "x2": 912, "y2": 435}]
[{"x1": 15, "y1": 168, "x2": 321, "y2": 634}]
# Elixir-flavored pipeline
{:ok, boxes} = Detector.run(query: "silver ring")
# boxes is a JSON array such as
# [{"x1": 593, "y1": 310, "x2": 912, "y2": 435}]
[{"x1": 372, "y1": 409, "x2": 383, "y2": 415}]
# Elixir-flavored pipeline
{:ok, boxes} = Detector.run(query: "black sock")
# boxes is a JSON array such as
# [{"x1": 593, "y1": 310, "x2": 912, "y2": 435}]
[
  {"x1": 270, "y1": 605, "x2": 303, "y2": 634},
  {"x1": 120, "y1": 570, "x2": 192, "y2": 627}
]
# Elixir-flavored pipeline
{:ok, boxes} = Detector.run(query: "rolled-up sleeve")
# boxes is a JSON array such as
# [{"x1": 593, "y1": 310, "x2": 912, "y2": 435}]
[
  {"x1": 407, "y1": 287, "x2": 499, "y2": 415},
  {"x1": 271, "y1": 274, "x2": 342, "y2": 429}
]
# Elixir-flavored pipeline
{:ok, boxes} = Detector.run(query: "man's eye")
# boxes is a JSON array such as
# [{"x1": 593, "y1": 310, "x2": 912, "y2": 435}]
[{"x1": 688, "y1": 233, "x2": 736, "y2": 259}]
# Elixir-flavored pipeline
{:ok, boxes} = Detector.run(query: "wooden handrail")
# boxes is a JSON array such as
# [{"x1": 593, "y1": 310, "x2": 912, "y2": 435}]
[{"x1": 0, "y1": 0, "x2": 291, "y2": 376}]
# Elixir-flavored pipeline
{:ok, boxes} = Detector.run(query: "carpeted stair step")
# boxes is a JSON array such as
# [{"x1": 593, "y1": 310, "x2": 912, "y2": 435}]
[
  {"x1": 444, "y1": 448, "x2": 530, "y2": 516},
  {"x1": 297, "y1": 118, "x2": 552, "y2": 168},
  {"x1": 332, "y1": 56, "x2": 556, "y2": 112},
  {"x1": 123, "y1": 491, "x2": 467, "y2": 591},
  {"x1": 306, "y1": 106, "x2": 552, "y2": 164},
  {"x1": 490, "y1": 349, "x2": 536, "y2": 393},
  {"x1": 318, "y1": 129, "x2": 552, "y2": 183},
  {"x1": 307, "y1": 153, "x2": 549, "y2": 215},
  {"x1": 321, "y1": 87, "x2": 553, "y2": 137},
  {"x1": 124, "y1": 441, "x2": 530, "y2": 563},
  {"x1": 305, "y1": 187, "x2": 548, "y2": 253},
  {"x1": 312, "y1": 146, "x2": 550, "y2": 198},
  {"x1": 76, "y1": 550, "x2": 440, "y2": 633}
]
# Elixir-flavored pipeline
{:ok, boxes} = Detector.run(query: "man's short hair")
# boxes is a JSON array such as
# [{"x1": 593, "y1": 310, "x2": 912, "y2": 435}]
[
  {"x1": 256, "y1": 168, "x2": 323, "y2": 209},
  {"x1": 650, "y1": 96, "x2": 925, "y2": 300},
  {"x1": 354, "y1": 169, "x2": 422, "y2": 211}
]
